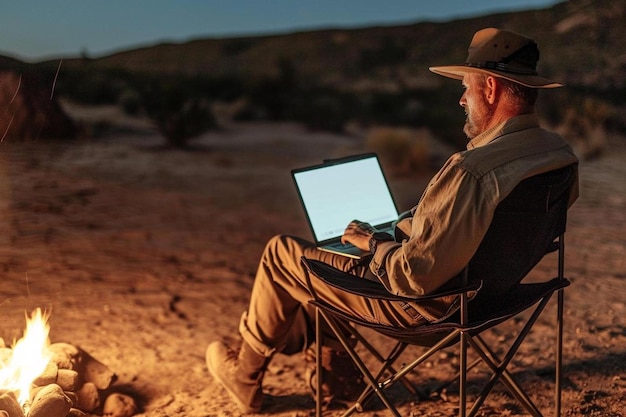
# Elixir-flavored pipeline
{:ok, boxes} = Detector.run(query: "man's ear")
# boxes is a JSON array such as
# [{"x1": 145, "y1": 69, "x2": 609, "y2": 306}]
[{"x1": 484, "y1": 76, "x2": 498, "y2": 105}]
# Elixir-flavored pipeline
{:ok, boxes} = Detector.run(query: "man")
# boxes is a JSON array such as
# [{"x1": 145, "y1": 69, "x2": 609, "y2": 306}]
[{"x1": 206, "y1": 28, "x2": 579, "y2": 413}]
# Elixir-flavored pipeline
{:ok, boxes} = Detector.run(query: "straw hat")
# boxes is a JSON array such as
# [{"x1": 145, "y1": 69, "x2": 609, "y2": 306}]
[{"x1": 429, "y1": 28, "x2": 562, "y2": 88}]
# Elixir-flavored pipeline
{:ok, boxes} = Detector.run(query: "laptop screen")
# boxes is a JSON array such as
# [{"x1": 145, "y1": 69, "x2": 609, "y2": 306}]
[{"x1": 292, "y1": 154, "x2": 398, "y2": 244}]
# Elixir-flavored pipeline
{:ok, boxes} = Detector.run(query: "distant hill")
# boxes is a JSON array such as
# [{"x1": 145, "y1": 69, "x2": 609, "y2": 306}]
[
  {"x1": 1, "y1": 0, "x2": 623, "y2": 153},
  {"x1": 0, "y1": 55, "x2": 24, "y2": 68},
  {"x1": 52, "y1": 0, "x2": 625, "y2": 95}
]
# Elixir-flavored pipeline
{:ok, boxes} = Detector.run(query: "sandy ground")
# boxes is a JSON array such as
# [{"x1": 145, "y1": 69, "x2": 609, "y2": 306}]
[{"x1": 0, "y1": 120, "x2": 625, "y2": 417}]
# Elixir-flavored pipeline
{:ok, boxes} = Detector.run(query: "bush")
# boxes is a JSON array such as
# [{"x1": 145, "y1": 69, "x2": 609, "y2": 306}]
[
  {"x1": 555, "y1": 96, "x2": 614, "y2": 159},
  {"x1": 118, "y1": 88, "x2": 142, "y2": 116},
  {"x1": 137, "y1": 76, "x2": 217, "y2": 148},
  {"x1": 54, "y1": 68, "x2": 134, "y2": 105},
  {"x1": 288, "y1": 92, "x2": 352, "y2": 132},
  {"x1": 366, "y1": 127, "x2": 430, "y2": 176}
]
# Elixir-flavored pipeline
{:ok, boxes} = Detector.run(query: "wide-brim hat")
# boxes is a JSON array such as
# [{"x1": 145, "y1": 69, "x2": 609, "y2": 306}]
[{"x1": 429, "y1": 28, "x2": 562, "y2": 88}]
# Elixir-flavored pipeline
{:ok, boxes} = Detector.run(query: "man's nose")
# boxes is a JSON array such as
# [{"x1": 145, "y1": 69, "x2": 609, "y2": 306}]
[{"x1": 459, "y1": 91, "x2": 467, "y2": 107}]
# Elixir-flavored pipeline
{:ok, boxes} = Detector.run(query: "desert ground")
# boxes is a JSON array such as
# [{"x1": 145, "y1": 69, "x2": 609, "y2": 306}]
[{"x1": 0, "y1": 110, "x2": 625, "y2": 416}]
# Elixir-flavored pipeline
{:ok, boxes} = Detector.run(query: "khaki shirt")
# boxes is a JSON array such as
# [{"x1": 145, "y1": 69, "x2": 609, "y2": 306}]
[{"x1": 369, "y1": 114, "x2": 579, "y2": 304}]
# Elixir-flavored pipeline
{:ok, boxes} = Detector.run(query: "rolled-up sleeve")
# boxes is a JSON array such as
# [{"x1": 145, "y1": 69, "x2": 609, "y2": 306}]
[{"x1": 369, "y1": 157, "x2": 497, "y2": 296}]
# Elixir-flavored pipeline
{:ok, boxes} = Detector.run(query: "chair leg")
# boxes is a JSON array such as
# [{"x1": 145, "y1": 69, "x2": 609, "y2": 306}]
[
  {"x1": 333, "y1": 320, "x2": 411, "y2": 414},
  {"x1": 465, "y1": 295, "x2": 553, "y2": 417},
  {"x1": 556, "y1": 234, "x2": 566, "y2": 417},
  {"x1": 348, "y1": 340, "x2": 413, "y2": 412},
  {"x1": 350, "y1": 328, "x2": 427, "y2": 399},
  {"x1": 459, "y1": 330, "x2": 468, "y2": 417},
  {"x1": 315, "y1": 308, "x2": 323, "y2": 417},
  {"x1": 314, "y1": 309, "x2": 395, "y2": 416},
  {"x1": 556, "y1": 288, "x2": 564, "y2": 417},
  {"x1": 319, "y1": 309, "x2": 402, "y2": 417},
  {"x1": 382, "y1": 330, "x2": 462, "y2": 386},
  {"x1": 469, "y1": 335, "x2": 542, "y2": 417}
]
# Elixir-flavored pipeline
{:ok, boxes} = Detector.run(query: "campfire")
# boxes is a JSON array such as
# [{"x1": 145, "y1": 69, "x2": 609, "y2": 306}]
[{"x1": 0, "y1": 309, "x2": 136, "y2": 417}]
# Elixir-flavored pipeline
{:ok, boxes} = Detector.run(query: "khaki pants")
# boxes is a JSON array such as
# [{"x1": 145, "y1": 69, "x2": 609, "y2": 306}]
[{"x1": 240, "y1": 235, "x2": 426, "y2": 357}]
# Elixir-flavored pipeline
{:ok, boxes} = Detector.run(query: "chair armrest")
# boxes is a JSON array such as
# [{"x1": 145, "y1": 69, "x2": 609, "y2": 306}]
[{"x1": 301, "y1": 257, "x2": 481, "y2": 302}]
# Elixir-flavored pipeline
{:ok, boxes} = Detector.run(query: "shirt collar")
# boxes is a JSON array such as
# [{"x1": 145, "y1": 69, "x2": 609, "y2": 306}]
[{"x1": 466, "y1": 113, "x2": 540, "y2": 150}]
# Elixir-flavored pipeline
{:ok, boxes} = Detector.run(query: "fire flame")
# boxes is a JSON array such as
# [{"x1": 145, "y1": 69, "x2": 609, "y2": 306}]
[{"x1": 0, "y1": 308, "x2": 52, "y2": 407}]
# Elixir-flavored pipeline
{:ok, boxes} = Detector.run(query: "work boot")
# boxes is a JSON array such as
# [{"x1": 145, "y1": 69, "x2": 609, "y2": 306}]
[
  {"x1": 206, "y1": 341, "x2": 270, "y2": 414},
  {"x1": 304, "y1": 344, "x2": 366, "y2": 408}
]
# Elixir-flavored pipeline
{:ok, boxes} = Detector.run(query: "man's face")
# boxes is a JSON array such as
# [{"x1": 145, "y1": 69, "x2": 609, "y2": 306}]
[{"x1": 459, "y1": 74, "x2": 493, "y2": 139}]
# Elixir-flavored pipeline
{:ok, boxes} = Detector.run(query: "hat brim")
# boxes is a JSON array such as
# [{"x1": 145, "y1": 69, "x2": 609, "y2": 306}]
[{"x1": 429, "y1": 65, "x2": 563, "y2": 89}]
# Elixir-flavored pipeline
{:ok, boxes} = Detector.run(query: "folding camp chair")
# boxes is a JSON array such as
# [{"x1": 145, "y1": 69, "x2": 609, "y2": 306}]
[{"x1": 302, "y1": 165, "x2": 576, "y2": 417}]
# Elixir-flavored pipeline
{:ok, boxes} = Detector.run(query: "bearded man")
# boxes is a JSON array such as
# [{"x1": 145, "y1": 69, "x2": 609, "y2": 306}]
[{"x1": 206, "y1": 28, "x2": 579, "y2": 414}]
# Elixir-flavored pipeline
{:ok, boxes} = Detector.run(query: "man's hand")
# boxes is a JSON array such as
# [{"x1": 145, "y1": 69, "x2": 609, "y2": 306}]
[{"x1": 341, "y1": 220, "x2": 376, "y2": 252}]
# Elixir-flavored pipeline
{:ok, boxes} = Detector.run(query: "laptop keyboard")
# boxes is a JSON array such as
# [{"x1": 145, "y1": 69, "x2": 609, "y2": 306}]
[{"x1": 327, "y1": 241, "x2": 354, "y2": 249}]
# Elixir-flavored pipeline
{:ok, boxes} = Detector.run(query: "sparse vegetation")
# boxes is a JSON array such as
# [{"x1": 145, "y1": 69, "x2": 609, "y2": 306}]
[
  {"x1": 556, "y1": 96, "x2": 614, "y2": 159},
  {"x1": 136, "y1": 76, "x2": 217, "y2": 148},
  {"x1": 366, "y1": 127, "x2": 430, "y2": 176},
  {"x1": 6, "y1": 0, "x2": 623, "y2": 155}
]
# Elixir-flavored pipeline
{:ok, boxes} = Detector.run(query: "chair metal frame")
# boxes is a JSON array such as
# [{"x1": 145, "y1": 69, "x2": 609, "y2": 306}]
[{"x1": 302, "y1": 166, "x2": 575, "y2": 417}]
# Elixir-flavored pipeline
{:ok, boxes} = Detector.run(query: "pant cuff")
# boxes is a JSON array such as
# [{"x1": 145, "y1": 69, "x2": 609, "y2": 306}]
[{"x1": 239, "y1": 311, "x2": 277, "y2": 358}]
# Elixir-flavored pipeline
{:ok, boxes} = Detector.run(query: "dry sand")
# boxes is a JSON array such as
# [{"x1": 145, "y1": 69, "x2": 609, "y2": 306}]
[{"x1": 0, "y1": 120, "x2": 624, "y2": 416}]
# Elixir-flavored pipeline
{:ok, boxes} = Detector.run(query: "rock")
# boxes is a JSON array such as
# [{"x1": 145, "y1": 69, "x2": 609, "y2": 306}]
[
  {"x1": 80, "y1": 349, "x2": 117, "y2": 390},
  {"x1": 103, "y1": 393, "x2": 137, "y2": 417},
  {"x1": 28, "y1": 384, "x2": 72, "y2": 417},
  {"x1": 0, "y1": 391, "x2": 24, "y2": 417},
  {"x1": 47, "y1": 342, "x2": 82, "y2": 370},
  {"x1": 67, "y1": 408, "x2": 88, "y2": 417},
  {"x1": 74, "y1": 382, "x2": 100, "y2": 412},
  {"x1": 0, "y1": 70, "x2": 75, "y2": 141}
]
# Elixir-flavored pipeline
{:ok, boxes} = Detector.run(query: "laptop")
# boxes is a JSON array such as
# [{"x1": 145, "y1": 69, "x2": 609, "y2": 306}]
[{"x1": 291, "y1": 153, "x2": 399, "y2": 258}]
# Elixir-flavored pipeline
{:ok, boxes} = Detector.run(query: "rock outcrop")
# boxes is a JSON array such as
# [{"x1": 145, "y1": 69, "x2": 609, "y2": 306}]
[{"x1": 0, "y1": 70, "x2": 75, "y2": 141}]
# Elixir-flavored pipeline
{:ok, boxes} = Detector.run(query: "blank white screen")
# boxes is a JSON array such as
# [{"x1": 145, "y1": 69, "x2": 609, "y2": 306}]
[{"x1": 294, "y1": 157, "x2": 398, "y2": 242}]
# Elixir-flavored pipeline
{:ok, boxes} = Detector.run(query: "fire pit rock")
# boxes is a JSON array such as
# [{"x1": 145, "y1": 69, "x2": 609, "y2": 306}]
[{"x1": 1, "y1": 341, "x2": 137, "y2": 417}]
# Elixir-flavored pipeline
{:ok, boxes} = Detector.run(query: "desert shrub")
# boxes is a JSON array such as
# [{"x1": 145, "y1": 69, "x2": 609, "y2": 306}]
[
  {"x1": 246, "y1": 60, "x2": 298, "y2": 121},
  {"x1": 190, "y1": 74, "x2": 246, "y2": 102},
  {"x1": 287, "y1": 91, "x2": 353, "y2": 132},
  {"x1": 159, "y1": 98, "x2": 215, "y2": 148},
  {"x1": 366, "y1": 127, "x2": 430, "y2": 175},
  {"x1": 118, "y1": 88, "x2": 142, "y2": 116},
  {"x1": 137, "y1": 76, "x2": 217, "y2": 148},
  {"x1": 580, "y1": 96, "x2": 614, "y2": 128},
  {"x1": 249, "y1": 80, "x2": 290, "y2": 120},
  {"x1": 555, "y1": 96, "x2": 614, "y2": 159},
  {"x1": 285, "y1": 89, "x2": 427, "y2": 133},
  {"x1": 54, "y1": 68, "x2": 134, "y2": 105},
  {"x1": 538, "y1": 88, "x2": 614, "y2": 130},
  {"x1": 355, "y1": 92, "x2": 416, "y2": 127}
]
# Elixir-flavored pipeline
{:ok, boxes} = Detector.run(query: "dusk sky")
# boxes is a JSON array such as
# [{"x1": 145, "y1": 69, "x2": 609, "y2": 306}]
[{"x1": 1, "y1": 0, "x2": 561, "y2": 62}]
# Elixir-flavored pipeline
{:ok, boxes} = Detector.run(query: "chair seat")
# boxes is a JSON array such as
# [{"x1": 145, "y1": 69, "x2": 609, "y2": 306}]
[{"x1": 306, "y1": 256, "x2": 569, "y2": 345}]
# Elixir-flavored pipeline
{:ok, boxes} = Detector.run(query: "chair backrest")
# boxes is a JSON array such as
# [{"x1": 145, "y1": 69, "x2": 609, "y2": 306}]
[{"x1": 466, "y1": 165, "x2": 575, "y2": 304}]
